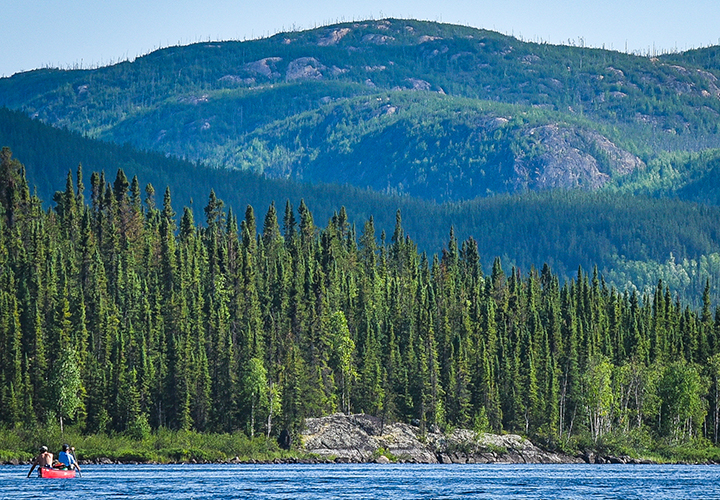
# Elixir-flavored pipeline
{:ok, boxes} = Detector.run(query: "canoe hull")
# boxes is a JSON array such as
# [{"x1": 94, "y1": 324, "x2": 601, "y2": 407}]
[{"x1": 39, "y1": 467, "x2": 76, "y2": 478}]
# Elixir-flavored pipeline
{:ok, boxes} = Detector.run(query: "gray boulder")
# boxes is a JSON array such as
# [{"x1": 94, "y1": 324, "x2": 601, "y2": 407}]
[{"x1": 301, "y1": 413, "x2": 583, "y2": 464}]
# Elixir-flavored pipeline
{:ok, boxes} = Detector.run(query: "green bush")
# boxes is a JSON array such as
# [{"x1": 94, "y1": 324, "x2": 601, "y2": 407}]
[
  {"x1": 479, "y1": 443, "x2": 507, "y2": 455},
  {"x1": 155, "y1": 447, "x2": 224, "y2": 463},
  {"x1": 0, "y1": 426, "x2": 301, "y2": 463},
  {"x1": 595, "y1": 428, "x2": 655, "y2": 458},
  {"x1": 372, "y1": 447, "x2": 398, "y2": 462},
  {"x1": 0, "y1": 449, "x2": 32, "y2": 462},
  {"x1": 113, "y1": 449, "x2": 157, "y2": 463},
  {"x1": 653, "y1": 438, "x2": 720, "y2": 463}
]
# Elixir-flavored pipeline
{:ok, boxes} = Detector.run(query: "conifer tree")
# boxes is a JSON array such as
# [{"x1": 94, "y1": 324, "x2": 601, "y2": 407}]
[{"x1": 2, "y1": 153, "x2": 720, "y2": 447}]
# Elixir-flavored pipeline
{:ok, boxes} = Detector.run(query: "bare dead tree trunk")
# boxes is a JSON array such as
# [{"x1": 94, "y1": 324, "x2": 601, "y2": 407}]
[
  {"x1": 250, "y1": 395, "x2": 255, "y2": 439},
  {"x1": 267, "y1": 388, "x2": 274, "y2": 439},
  {"x1": 559, "y1": 369, "x2": 568, "y2": 439}
]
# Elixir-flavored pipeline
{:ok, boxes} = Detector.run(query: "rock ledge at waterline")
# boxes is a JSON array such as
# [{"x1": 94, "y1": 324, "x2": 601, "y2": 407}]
[
  {"x1": 5, "y1": 413, "x2": 654, "y2": 466},
  {"x1": 303, "y1": 413, "x2": 620, "y2": 464}
]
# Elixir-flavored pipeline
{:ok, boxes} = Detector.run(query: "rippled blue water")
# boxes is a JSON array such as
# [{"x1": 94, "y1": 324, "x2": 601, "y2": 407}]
[{"x1": 2, "y1": 463, "x2": 720, "y2": 499}]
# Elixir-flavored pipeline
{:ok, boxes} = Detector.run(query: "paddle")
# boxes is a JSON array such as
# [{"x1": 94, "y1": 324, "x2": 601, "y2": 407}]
[{"x1": 71, "y1": 447, "x2": 82, "y2": 477}]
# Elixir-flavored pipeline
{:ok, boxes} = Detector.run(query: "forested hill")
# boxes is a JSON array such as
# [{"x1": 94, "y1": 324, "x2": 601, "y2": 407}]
[
  {"x1": 1, "y1": 19, "x2": 720, "y2": 201},
  {"x1": 3, "y1": 108, "x2": 720, "y2": 307},
  {"x1": 2, "y1": 146, "x2": 720, "y2": 456}
]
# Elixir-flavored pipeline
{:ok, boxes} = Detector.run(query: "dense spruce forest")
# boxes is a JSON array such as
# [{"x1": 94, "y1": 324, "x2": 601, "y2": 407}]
[
  {"x1": 3, "y1": 107, "x2": 720, "y2": 311},
  {"x1": 2, "y1": 147, "x2": 720, "y2": 453}
]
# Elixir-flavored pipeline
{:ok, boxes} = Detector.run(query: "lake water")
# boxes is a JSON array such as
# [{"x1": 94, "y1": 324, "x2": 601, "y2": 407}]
[{"x1": 2, "y1": 463, "x2": 720, "y2": 499}]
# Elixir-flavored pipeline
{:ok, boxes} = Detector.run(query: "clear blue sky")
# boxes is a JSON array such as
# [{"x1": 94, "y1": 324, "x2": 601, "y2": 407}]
[{"x1": 2, "y1": 0, "x2": 719, "y2": 77}]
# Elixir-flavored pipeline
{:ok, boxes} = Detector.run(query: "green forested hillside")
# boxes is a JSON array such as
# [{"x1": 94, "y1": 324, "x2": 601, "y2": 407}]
[
  {"x1": 612, "y1": 148, "x2": 720, "y2": 205},
  {"x1": 3, "y1": 108, "x2": 720, "y2": 306},
  {"x1": 2, "y1": 19, "x2": 720, "y2": 201},
  {"x1": 223, "y1": 92, "x2": 645, "y2": 200},
  {"x1": 2, "y1": 147, "x2": 720, "y2": 458}
]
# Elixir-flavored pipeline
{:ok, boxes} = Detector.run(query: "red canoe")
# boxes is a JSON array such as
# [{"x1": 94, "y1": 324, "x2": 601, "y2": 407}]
[{"x1": 39, "y1": 467, "x2": 76, "y2": 478}]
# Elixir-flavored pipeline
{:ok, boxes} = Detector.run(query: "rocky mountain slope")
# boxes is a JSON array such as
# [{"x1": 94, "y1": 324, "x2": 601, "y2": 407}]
[
  {"x1": 224, "y1": 93, "x2": 645, "y2": 200},
  {"x1": 2, "y1": 19, "x2": 718, "y2": 201}
]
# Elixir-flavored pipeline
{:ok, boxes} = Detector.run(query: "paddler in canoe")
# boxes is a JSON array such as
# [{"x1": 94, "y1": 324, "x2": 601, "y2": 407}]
[
  {"x1": 26, "y1": 446, "x2": 53, "y2": 477},
  {"x1": 57, "y1": 444, "x2": 82, "y2": 473}
]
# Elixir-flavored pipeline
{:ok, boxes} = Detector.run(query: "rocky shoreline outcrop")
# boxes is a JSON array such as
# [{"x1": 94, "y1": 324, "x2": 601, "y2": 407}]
[
  {"x1": 4, "y1": 413, "x2": 660, "y2": 465},
  {"x1": 302, "y1": 413, "x2": 586, "y2": 464}
]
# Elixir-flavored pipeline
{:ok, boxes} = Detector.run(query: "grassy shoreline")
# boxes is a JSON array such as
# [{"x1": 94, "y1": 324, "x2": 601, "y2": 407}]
[
  {"x1": 3, "y1": 425, "x2": 720, "y2": 465},
  {"x1": 0, "y1": 425, "x2": 307, "y2": 465}
]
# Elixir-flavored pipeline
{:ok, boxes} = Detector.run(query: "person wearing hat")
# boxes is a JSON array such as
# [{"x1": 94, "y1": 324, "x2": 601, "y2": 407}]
[
  {"x1": 57, "y1": 444, "x2": 81, "y2": 472},
  {"x1": 27, "y1": 446, "x2": 53, "y2": 477}
]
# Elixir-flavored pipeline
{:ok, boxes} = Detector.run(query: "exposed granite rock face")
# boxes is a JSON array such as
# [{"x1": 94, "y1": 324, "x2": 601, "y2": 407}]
[
  {"x1": 513, "y1": 124, "x2": 645, "y2": 191},
  {"x1": 286, "y1": 57, "x2": 326, "y2": 81},
  {"x1": 302, "y1": 413, "x2": 438, "y2": 463},
  {"x1": 301, "y1": 413, "x2": 584, "y2": 464},
  {"x1": 318, "y1": 28, "x2": 352, "y2": 46},
  {"x1": 243, "y1": 57, "x2": 283, "y2": 79}
]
